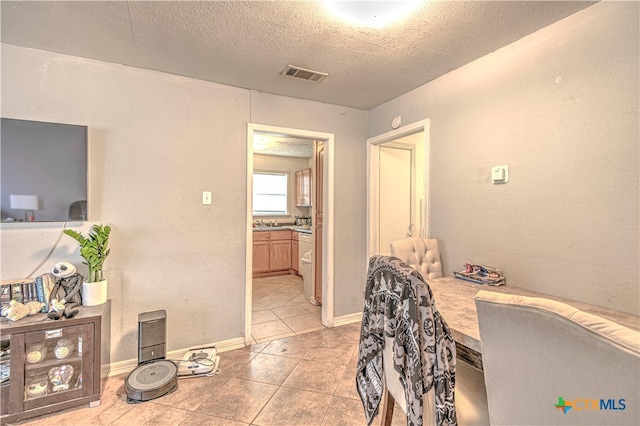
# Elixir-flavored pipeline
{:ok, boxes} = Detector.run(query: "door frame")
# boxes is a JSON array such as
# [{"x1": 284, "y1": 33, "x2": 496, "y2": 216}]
[
  {"x1": 246, "y1": 123, "x2": 335, "y2": 345},
  {"x1": 367, "y1": 119, "x2": 431, "y2": 258}
]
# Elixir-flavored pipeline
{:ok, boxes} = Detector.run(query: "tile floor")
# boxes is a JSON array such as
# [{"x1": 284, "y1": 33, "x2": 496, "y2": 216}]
[
  {"x1": 10, "y1": 321, "x2": 409, "y2": 426},
  {"x1": 251, "y1": 275, "x2": 324, "y2": 343}
]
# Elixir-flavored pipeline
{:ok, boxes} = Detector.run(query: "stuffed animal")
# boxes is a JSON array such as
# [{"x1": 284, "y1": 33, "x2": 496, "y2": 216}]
[
  {"x1": 3, "y1": 300, "x2": 45, "y2": 321},
  {"x1": 47, "y1": 262, "x2": 83, "y2": 320}
]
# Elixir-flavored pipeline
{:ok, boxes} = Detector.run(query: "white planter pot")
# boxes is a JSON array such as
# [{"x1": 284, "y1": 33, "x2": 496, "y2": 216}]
[{"x1": 82, "y1": 280, "x2": 107, "y2": 306}]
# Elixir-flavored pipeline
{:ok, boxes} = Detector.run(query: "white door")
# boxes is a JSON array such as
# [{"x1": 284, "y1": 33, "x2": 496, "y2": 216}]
[
  {"x1": 367, "y1": 121, "x2": 429, "y2": 259},
  {"x1": 379, "y1": 146, "x2": 412, "y2": 255}
]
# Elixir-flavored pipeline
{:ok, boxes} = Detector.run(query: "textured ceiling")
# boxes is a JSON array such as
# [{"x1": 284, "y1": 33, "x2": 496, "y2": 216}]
[
  {"x1": 1, "y1": 1, "x2": 596, "y2": 111},
  {"x1": 254, "y1": 132, "x2": 315, "y2": 158}
]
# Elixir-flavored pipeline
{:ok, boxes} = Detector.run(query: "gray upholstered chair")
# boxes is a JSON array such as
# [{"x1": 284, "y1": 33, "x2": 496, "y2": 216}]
[
  {"x1": 389, "y1": 237, "x2": 443, "y2": 280},
  {"x1": 475, "y1": 290, "x2": 640, "y2": 425}
]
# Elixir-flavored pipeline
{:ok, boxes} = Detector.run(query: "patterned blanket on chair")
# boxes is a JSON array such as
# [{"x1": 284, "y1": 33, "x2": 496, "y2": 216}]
[{"x1": 356, "y1": 255, "x2": 457, "y2": 426}]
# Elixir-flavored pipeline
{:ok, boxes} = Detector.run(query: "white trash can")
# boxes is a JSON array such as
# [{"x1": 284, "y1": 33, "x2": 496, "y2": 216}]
[{"x1": 301, "y1": 250, "x2": 313, "y2": 301}]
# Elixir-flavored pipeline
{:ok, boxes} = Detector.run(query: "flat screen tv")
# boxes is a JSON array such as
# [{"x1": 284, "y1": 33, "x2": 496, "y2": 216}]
[{"x1": 1, "y1": 118, "x2": 88, "y2": 222}]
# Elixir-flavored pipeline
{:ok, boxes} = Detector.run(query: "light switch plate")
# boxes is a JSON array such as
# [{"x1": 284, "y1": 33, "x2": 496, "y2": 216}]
[
  {"x1": 202, "y1": 191, "x2": 212, "y2": 205},
  {"x1": 491, "y1": 166, "x2": 509, "y2": 184}
]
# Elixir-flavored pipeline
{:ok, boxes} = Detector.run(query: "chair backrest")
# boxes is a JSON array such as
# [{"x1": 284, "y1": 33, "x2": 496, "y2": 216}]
[
  {"x1": 389, "y1": 238, "x2": 443, "y2": 280},
  {"x1": 475, "y1": 290, "x2": 640, "y2": 426},
  {"x1": 68, "y1": 200, "x2": 87, "y2": 220}
]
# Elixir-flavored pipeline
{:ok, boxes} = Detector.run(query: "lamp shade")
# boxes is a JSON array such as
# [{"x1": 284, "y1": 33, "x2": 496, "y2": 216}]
[{"x1": 10, "y1": 194, "x2": 42, "y2": 210}]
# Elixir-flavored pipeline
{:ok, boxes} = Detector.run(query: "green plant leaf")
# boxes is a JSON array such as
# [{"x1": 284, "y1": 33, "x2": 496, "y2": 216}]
[{"x1": 63, "y1": 223, "x2": 112, "y2": 282}]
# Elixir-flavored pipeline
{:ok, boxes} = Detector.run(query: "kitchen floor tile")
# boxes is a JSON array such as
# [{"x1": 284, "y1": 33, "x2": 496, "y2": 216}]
[
  {"x1": 271, "y1": 304, "x2": 310, "y2": 319},
  {"x1": 282, "y1": 313, "x2": 325, "y2": 332},
  {"x1": 252, "y1": 310, "x2": 279, "y2": 324},
  {"x1": 251, "y1": 275, "x2": 324, "y2": 343}
]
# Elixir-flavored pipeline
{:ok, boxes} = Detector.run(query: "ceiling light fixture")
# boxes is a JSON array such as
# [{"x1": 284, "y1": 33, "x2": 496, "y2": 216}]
[{"x1": 324, "y1": 0, "x2": 422, "y2": 29}]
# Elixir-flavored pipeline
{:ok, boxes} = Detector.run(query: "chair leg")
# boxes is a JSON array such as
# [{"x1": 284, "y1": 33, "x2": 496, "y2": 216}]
[{"x1": 381, "y1": 389, "x2": 395, "y2": 426}]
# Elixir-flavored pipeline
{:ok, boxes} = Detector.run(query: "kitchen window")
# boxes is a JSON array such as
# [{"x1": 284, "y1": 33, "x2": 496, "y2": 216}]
[{"x1": 253, "y1": 172, "x2": 288, "y2": 216}]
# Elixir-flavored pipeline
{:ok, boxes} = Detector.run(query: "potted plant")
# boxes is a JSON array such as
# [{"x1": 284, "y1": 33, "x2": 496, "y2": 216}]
[{"x1": 63, "y1": 224, "x2": 111, "y2": 306}]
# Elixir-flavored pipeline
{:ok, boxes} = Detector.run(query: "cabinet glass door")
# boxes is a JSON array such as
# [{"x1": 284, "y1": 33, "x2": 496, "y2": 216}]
[
  {"x1": 23, "y1": 324, "x2": 88, "y2": 409},
  {"x1": 1, "y1": 335, "x2": 10, "y2": 415}
]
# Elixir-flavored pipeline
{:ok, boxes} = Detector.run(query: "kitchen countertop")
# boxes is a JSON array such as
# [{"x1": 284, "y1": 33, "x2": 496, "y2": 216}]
[{"x1": 253, "y1": 225, "x2": 312, "y2": 234}]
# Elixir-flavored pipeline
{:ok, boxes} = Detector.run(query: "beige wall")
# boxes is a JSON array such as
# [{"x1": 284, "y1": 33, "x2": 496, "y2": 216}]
[
  {"x1": 0, "y1": 45, "x2": 368, "y2": 365},
  {"x1": 369, "y1": 1, "x2": 639, "y2": 315}
]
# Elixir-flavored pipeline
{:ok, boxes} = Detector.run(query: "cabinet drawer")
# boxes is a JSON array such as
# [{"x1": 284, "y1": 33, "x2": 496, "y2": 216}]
[
  {"x1": 253, "y1": 232, "x2": 270, "y2": 242},
  {"x1": 269, "y1": 230, "x2": 291, "y2": 241}
]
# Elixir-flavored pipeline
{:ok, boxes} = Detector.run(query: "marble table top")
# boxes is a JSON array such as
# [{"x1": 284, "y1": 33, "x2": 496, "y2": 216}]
[{"x1": 427, "y1": 277, "x2": 640, "y2": 354}]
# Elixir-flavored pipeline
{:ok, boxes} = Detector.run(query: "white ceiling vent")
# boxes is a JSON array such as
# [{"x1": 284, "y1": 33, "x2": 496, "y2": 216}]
[{"x1": 281, "y1": 65, "x2": 328, "y2": 82}]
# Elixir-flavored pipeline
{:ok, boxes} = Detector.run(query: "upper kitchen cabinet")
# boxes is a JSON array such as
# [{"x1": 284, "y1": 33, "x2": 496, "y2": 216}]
[{"x1": 295, "y1": 169, "x2": 311, "y2": 207}]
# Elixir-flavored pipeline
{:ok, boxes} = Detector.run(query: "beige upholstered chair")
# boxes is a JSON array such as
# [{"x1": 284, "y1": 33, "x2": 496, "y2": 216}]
[
  {"x1": 389, "y1": 238, "x2": 443, "y2": 280},
  {"x1": 475, "y1": 290, "x2": 640, "y2": 426}
]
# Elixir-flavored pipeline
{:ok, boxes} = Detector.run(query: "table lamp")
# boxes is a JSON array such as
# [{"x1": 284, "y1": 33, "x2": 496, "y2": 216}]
[{"x1": 10, "y1": 194, "x2": 42, "y2": 221}]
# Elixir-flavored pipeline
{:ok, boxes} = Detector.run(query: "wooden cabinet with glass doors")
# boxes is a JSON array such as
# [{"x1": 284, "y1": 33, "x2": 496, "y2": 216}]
[{"x1": 0, "y1": 301, "x2": 110, "y2": 423}]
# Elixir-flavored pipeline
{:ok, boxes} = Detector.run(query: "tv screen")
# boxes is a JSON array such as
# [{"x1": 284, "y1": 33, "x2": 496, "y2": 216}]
[{"x1": 1, "y1": 118, "x2": 88, "y2": 222}]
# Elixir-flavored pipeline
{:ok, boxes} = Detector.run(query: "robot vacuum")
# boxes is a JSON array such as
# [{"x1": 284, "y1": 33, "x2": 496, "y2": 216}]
[
  {"x1": 125, "y1": 359, "x2": 178, "y2": 403},
  {"x1": 126, "y1": 310, "x2": 178, "y2": 403}
]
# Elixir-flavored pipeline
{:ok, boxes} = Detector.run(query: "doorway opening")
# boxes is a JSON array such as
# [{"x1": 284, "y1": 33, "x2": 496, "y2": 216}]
[
  {"x1": 367, "y1": 119, "x2": 430, "y2": 257},
  {"x1": 246, "y1": 123, "x2": 335, "y2": 346}
]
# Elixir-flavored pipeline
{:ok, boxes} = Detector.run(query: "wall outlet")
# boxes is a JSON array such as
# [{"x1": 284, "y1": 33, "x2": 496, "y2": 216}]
[{"x1": 491, "y1": 166, "x2": 509, "y2": 184}]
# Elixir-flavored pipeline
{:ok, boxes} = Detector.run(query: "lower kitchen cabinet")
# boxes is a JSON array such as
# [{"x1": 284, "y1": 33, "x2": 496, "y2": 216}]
[
  {"x1": 269, "y1": 239, "x2": 292, "y2": 271},
  {"x1": 252, "y1": 230, "x2": 293, "y2": 277},
  {"x1": 252, "y1": 232, "x2": 271, "y2": 274},
  {"x1": 0, "y1": 301, "x2": 111, "y2": 423}
]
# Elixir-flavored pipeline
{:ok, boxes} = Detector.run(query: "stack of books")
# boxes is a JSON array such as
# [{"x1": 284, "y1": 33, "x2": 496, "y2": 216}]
[{"x1": 0, "y1": 274, "x2": 57, "y2": 313}]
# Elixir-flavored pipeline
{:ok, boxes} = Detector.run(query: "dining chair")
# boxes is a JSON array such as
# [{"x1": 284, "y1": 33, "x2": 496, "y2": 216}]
[
  {"x1": 388, "y1": 238, "x2": 490, "y2": 425},
  {"x1": 357, "y1": 255, "x2": 457, "y2": 426},
  {"x1": 476, "y1": 290, "x2": 640, "y2": 425},
  {"x1": 389, "y1": 237, "x2": 443, "y2": 280}
]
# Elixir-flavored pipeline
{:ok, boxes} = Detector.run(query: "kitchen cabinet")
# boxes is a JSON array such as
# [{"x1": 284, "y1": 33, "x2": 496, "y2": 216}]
[
  {"x1": 252, "y1": 230, "x2": 293, "y2": 277},
  {"x1": 268, "y1": 230, "x2": 292, "y2": 272},
  {"x1": 270, "y1": 240, "x2": 291, "y2": 271},
  {"x1": 0, "y1": 301, "x2": 110, "y2": 423},
  {"x1": 252, "y1": 232, "x2": 270, "y2": 274},
  {"x1": 295, "y1": 169, "x2": 312, "y2": 207}
]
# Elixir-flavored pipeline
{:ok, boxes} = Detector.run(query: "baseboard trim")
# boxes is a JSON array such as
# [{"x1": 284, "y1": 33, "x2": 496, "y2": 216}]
[
  {"x1": 333, "y1": 312, "x2": 362, "y2": 327},
  {"x1": 106, "y1": 336, "x2": 246, "y2": 377}
]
